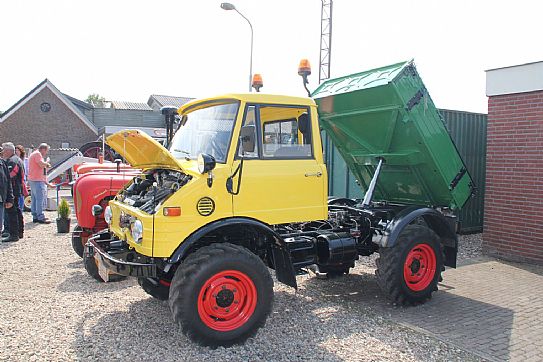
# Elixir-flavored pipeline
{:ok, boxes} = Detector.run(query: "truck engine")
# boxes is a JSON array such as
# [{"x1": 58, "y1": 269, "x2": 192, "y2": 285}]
[{"x1": 118, "y1": 169, "x2": 192, "y2": 214}]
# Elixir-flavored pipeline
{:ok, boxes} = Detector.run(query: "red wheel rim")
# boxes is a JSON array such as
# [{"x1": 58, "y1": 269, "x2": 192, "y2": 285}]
[
  {"x1": 197, "y1": 270, "x2": 257, "y2": 332},
  {"x1": 403, "y1": 243, "x2": 436, "y2": 291}
]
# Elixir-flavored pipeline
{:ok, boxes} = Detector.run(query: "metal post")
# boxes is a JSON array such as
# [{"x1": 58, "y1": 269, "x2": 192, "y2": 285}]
[
  {"x1": 362, "y1": 158, "x2": 384, "y2": 207},
  {"x1": 319, "y1": 0, "x2": 333, "y2": 83},
  {"x1": 234, "y1": 8, "x2": 254, "y2": 92}
]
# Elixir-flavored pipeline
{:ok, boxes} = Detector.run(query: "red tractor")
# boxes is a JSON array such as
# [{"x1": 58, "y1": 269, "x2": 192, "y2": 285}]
[{"x1": 71, "y1": 163, "x2": 138, "y2": 258}]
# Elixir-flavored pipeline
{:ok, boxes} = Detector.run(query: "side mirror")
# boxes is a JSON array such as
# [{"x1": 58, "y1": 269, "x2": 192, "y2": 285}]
[
  {"x1": 240, "y1": 125, "x2": 256, "y2": 153},
  {"x1": 197, "y1": 153, "x2": 216, "y2": 174},
  {"x1": 91, "y1": 204, "x2": 103, "y2": 217}
]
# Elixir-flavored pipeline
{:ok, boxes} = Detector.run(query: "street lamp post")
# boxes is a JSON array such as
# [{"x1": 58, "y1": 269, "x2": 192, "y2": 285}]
[{"x1": 220, "y1": 2, "x2": 253, "y2": 92}]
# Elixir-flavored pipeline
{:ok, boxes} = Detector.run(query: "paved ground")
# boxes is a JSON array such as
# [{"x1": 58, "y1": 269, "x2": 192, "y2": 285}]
[{"x1": 324, "y1": 257, "x2": 543, "y2": 362}]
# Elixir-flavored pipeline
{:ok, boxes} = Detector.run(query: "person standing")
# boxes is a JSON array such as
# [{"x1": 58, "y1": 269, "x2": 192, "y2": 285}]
[
  {"x1": 0, "y1": 154, "x2": 14, "y2": 239},
  {"x1": 28, "y1": 143, "x2": 51, "y2": 224},
  {"x1": 1, "y1": 142, "x2": 24, "y2": 242},
  {"x1": 15, "y1": 145, "x2": 29, "y2": 211}
]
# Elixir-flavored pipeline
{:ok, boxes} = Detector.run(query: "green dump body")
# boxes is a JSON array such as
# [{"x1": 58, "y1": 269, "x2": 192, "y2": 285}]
[{"x1": 312, "y1": 61, "x2": 473, "y2": 210}]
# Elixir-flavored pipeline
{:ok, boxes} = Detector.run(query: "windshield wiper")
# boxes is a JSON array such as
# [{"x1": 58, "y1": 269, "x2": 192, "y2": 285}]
[{"x1": 173, "y1": 149, "x2": 191, "y2": 161}]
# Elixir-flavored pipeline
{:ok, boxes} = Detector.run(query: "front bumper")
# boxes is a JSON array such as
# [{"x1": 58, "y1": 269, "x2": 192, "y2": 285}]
[{"x1": 86, "y1": 230, "x2": 157, "y2": 279}]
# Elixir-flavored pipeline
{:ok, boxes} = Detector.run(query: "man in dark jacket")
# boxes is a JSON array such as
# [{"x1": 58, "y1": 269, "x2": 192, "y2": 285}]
[
  {"x1": 2, "y1": 142, "x2": 24, "y2": 242},
  {"x1": 0, "y1": 151, "x2": 14, "y2": 240}
]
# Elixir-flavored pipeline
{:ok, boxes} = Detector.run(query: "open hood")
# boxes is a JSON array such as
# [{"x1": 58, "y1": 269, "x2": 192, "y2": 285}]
[
  {"x1": 106, "y1": 130, "x2": 184, "y2": 170},
  {"x1": 313, "y1": 61, "x2": 474, "y2": 210}
]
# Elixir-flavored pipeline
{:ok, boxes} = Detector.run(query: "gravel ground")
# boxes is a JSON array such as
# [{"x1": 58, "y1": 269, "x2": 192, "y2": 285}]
[{"x1": 0, "y1": 208, "x2": 485, "y2": 361}]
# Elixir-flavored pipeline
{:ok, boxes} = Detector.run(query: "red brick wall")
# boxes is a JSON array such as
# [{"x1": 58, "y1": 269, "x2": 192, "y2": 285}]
[
  {"x1": 0, "y1": 87, "x2": 97, "y2": 149},
  {"x1": 483, "y1": 90, "x2": 543, "y2": 264}
]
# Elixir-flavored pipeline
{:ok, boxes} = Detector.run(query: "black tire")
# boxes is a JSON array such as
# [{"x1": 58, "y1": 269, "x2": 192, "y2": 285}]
[
  {"x1": 375, "y1": 225, "x2": 443, "y2": 306},
  {"x1": 169, "y1": 243, "x2": 273, "y2": 347},
  {"x1": 138, "y1": 278, "x2": 170, "y2": 301},
  {"x1": 72, "y1": 225, "x2": 84, "y2": 258},
  {"x1": 83, "y1": 248, "x2": 126, "y2": 283}
]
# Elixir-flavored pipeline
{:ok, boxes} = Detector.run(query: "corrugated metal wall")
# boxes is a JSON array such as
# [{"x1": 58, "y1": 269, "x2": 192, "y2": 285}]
[
  {"x1": 91, "y1": 109, "x2": 163, "y2": 129},
  {"x1": 323, "y1": 109, "x2": 487, "y2": 233}
]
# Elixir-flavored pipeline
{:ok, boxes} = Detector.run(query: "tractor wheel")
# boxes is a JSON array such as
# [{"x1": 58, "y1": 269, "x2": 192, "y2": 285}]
[
  {"x1": 169, "y1": 243, "x2": 273, "y2": 347},
  {"x1": 71, "y1": 225, "x2": 85, "y2": 258},
  {"x1": 23, "y1": 194, "x2": 31, "y2": 212},
  {"x1": 375, "y1": 225, "x2": 443, "y2": 306},
  {"x1": 79, "y1": 141, "x2": 118, "y2": 162},
  {"x1": 83, "y1": 249, "x2": 125, "y2": 283},
  {"x1": 138, "y1": 277, "x2": 170, "y2": 301}
]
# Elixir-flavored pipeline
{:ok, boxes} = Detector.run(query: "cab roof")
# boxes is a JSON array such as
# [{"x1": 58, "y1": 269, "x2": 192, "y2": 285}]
[{"x1": 178, "y1": 93, "x2": 316, "y2": 114}]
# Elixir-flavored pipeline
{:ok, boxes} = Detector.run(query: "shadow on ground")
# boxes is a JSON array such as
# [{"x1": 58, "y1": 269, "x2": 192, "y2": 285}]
[{"x1": 57, "y1": 270, "x2": 133, "y2": 294}]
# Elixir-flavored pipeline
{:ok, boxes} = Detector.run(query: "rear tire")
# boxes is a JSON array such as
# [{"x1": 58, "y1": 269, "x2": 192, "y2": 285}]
[
  {"x1": 169, "y1": 243, "x2": 273, "y2": 347},
  {"x1": 138, "y1": 277, "x2": 170, "y2": 301},
  {"x1": 375, "y1": 225, "x2": 443, "y2": 305}
]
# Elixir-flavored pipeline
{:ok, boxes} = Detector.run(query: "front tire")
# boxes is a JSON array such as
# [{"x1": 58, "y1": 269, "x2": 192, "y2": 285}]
[
  {"x1": 169, "y1": 243, "x2": 273, "y2": 347},
  {"x1": 71, "y1": 225, "x2": 85, "y2": 258},
  {"x1": 376, "y1": 225, "x2": 443, "y2": 305},
  {"x1": 83, "y1": 248, "x2": 125, "y2": 283}
]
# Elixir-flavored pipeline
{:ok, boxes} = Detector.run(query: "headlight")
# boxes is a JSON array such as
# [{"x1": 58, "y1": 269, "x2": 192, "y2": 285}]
[
  {"x1": 131, "y1": 220, "x2": 143, "y2": 243},
  {"x1": 197, "y1": 153, "x2": 216, "y2": 174},
  {"x1": 104, "y1": 206, "x2": 112, "y2": 225}
]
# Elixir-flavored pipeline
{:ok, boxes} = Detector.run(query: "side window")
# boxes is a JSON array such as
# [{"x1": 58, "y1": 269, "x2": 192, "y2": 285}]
[
  {"x1": 238, "y1": 105, "x2": 259, "y2": 158},
  {"x1": 263, "y1": 120, "x2": 298, "y2": 155},
  {"x1": 260, "y1": 106, "x2": 312, "y2": 159}
]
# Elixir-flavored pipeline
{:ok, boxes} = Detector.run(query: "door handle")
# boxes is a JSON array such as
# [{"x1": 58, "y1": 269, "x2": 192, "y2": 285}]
[{"x1": 305, "y1": 171, "x2": 322, "y2": 177}]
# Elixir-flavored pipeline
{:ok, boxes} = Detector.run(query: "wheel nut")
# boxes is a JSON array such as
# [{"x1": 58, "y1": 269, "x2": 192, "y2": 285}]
[
  {"x1": 213, "y1": 306, "x2": 218, "y2": 310},
  {"x1": 233, "y1": 289, "x2": 237, "y2": 293},
  {"x1": 225, "y1": 308, "x2": 230, "y2": 312},
  {"x1": 222, "y1": 286, "x2": 227, "y2": 290},
  {"x1": 212, "y1": 294, "x2": 217, "y2": 298},
  {"x1": 234, "y1": 300, "x2": 239, "y2": 304}
]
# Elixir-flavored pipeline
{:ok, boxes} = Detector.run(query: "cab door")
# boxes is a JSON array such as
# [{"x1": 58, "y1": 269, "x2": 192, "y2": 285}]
[{"x1": 232, "y1": 104, "x2": 327, "y2": 224}]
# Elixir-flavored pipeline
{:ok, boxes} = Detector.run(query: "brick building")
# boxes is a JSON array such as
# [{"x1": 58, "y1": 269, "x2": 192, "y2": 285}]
[
  {"x1": 0, "y1": 80, "x2": 193, "y2": 149},
  {"x1": 484, "y1": 61, "x2": 543, "y2": 264},
  {"x1": 0, "y1": 79, "x2": 98, "y2": 149}
]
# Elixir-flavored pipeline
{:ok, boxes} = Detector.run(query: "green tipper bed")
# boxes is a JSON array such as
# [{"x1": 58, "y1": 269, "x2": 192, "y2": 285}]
[{"x1": 312, "y1": 61, "x2": 473, "y2": 210}]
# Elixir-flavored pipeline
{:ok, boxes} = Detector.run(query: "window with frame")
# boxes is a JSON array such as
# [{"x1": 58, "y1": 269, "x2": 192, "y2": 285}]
[{"x1": 260, "y1": 106, "x2": 312, "y2": 159}]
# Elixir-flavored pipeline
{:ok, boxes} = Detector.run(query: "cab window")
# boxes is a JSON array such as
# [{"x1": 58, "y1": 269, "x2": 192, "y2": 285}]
[{"x1": 260, "y1": 105, "x2": 312, "y2": 159}]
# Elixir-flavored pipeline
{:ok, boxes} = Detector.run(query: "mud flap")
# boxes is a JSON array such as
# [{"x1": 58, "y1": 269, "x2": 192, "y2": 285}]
[{"x1": 271, "y1": 243, "x2": 297, "y2": 289}]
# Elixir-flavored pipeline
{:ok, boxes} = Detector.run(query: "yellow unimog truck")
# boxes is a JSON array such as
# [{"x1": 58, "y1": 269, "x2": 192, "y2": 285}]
[{"x1": 85, "y1": 61, "x2": 473, "y2": 347}]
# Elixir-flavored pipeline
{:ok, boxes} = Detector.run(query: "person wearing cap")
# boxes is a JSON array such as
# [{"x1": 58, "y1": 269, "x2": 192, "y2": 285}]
[
  {"x1": 1, "y1": 142, "x2": 24, "y2": 242},
  {"x1": 0, "y1": 150, "x2": 14, "y2": 239},
  {"x1": 28, "y1": 143, "x2": 51, "y2": 224}
]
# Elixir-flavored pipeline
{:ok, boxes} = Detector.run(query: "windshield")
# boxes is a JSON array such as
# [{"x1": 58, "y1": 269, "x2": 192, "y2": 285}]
[{"x1": 169, "y1": 101, "x2": 239, "y2": 163}]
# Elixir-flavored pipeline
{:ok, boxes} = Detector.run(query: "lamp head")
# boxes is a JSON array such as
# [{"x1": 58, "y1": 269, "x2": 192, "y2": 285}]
[{"x1": 220, "y1": 2, "x2": 236, "y2": 10}]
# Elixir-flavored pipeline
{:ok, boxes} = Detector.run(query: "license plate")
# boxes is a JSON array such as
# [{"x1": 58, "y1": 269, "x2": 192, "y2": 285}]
[{"x1": 96, "y1": 256, "x2": 110, "y2": 282}]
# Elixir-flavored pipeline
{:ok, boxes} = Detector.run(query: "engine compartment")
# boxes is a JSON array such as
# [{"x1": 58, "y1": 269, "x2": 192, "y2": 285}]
[{"x1": 118, "y1": 169, "x2": 192, "y2": 214}]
